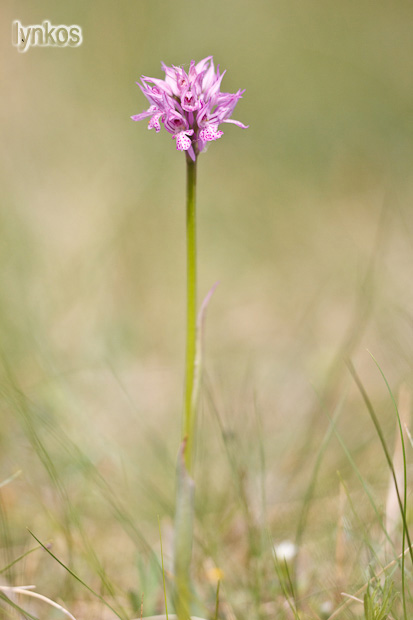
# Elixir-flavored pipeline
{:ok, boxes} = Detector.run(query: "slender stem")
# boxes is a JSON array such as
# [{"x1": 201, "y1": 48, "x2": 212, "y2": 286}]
[
  {"x1": 174, "y1": 154, "x2": 197, "y2": 620},
  {"x1": 183, "y1": 154, "x2": 197, "y2": 475},
  {"x1": 158, "y1": 517, "x2": 169, "y2": 620},
  {"x1": 176, "y1": 151, "x2": 218, "y2": 618}
]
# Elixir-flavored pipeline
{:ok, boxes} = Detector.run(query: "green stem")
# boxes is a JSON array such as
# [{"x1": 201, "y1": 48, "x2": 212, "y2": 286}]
[
  {"x1": 174, "y1": 154, "x2": 198, "y2": 620},
  {"x1": 183, "y1": 154, "x2": 197, "y2": 475}
]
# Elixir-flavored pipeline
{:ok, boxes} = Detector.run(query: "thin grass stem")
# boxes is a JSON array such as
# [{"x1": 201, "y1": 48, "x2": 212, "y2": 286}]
[
  {"x1": 28, "y1": 530, "x2": 125, "y2": 620},
  {"x1": 0, "y1": 545, "x2": 42, "y2": 575},
  {"x1": 214, "y1": 579, "x2": 220, "y2": 620},
  {"x1": 158, "y1": 517, "x2": 169, "y2": 620},
  {"x1": 367, "y1": 353, "x2": 410, "y2": 619},
  {"x1": 347, "y1": 361, "x2": 413, "y2": 568},
  {"x1": 0, "y1": 585, "x2": 78, "y2": 620},
  {"x1": 326, "y1": 543, "x2": 413, "y2": 620}
]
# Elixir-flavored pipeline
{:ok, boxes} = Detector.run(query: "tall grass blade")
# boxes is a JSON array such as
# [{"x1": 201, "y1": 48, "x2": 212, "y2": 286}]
[
  {"x1": 0, "y1": 545, "x2": 42, "y2": 576},
  {"x1": 158, "y1": 516, "x2": 169, "y2": 620},
  {"x1": 326, "y1": 402, "x2": 395, "y2": 552},
  {"x1": 348, "y1": 356, "x2": 413, "y2": 620},
  {"x1": 295, "y1": 394, "x2": 344, "y2": 568},
  {"x1": 385, "y1": 385, "x2": 410, "y2": 548},
  {"x1": 365, "y1": 355, "x2": 412, "y2": 619},
  {"x1": 0, "y1": 585, "x2": 78, "y2": 620},
  {"x1": 28, "y1": 530, "x2": 126, "y2": 620},
  {"x1": 190, "y1": 281, "x2": 219, "y2": 465},
  {"x1": 326, "y1": 544, "x2": 413, "y2": 620},
  {"x1": 347, "y1": 360, "x2": 413, "y2": 569},
  {"x1": 0, "y1": 590, "x2": 40, "y2": 620},
  {"x1": 336, "y1": 472, "x2": 383, "y2": 571},
  {"x1": 214, "y1": 579, "x2": 220, "y2": 620},
  {"x1": 268, "y1": 533, "x2": 301, "y2": 620}
]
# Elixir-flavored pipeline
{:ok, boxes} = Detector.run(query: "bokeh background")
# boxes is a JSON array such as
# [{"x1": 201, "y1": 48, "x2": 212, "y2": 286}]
[{"x1": 1, "y1": 1, "x2": 413, "y2": 618}]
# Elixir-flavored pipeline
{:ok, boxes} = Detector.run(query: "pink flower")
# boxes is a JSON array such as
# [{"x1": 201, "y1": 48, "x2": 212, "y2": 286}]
[{"x1": 131, "y1": 57, "x2": 248, "y2": 160}]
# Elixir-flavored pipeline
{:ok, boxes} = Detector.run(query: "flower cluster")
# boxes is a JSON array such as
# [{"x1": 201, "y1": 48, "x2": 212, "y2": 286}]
[{"x1": 131, "y1": 56, "x2": 248, "y2": 160}]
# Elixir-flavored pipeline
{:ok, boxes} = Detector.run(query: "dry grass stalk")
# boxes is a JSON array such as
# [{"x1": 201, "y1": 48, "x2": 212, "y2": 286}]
[
  {"x1": 334, "y1": 482, "x2": 346, "y2": 605},
  {"x1": 385, "y1": 383, "x2": 411, "y2": 552}
]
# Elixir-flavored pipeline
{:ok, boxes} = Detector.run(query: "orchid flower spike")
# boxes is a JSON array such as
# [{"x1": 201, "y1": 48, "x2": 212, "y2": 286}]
[{"x1": 131, "y1": 57, "x2": 248, "y2": 161}]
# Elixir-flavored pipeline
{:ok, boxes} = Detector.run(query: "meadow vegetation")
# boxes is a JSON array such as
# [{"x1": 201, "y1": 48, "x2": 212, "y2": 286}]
[{"x1": 1, "y1": 1, "x2": 413, "y2": 618}]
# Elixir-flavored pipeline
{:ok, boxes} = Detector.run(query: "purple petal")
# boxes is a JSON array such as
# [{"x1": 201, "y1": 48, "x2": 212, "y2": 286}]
[
  {"x1": 205, "y1": 70, "x2": 226, "y2": 101},
  {"x1": 195, "y1": 56, "x2": 213, "y2": 74},
  {"x1": 222, "y1": 118, "x2": 249, "y2": 129},
  {"x1": 201, "y1": 62, "x2": 216, "y2": 91},
  {"x1": 141, "y1": 75, "x2": 172, "y2": 95},
  {"x1": 187, "y1": 145, "x2": 196, "y2": 161},
  {"x1": 197, "y1": 136, "x2": 206, "y2": 153},
  {"x1": 131, "y1": 109, "x2": 153, "y2": 122}
]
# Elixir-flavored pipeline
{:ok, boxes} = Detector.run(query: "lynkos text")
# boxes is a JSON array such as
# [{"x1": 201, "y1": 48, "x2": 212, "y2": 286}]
[{"x1": 12, "y1": 20, "x2": 82, "y2": 53}]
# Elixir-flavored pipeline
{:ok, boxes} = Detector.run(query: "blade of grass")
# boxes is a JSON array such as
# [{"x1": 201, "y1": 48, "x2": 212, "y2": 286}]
[
  {"x1": 214, "y1": 579, "x2": 220, "y2": 620},
  {"x1": 0, "y1": 586, "x2": 78, "y2": 620},
  {"x1": 0, "y1": 545, "x2": 42, "y2": 575},
  {"x1": 385, "y1": 385, "x2": 410, "y2": 548},
  {"x1": 0, "y1": 470, "x2": 21, "y2": 489},
  {"x1": 294, "y1": 393, "x2": 344, "y2": 577},
  {"x1": 326, "y1": 543, "x2": 413, "y2": 620},
  {"x1": 2, "y1": 354, "x2": 157, "y2": 560},
  {"x1": 6, "y1": 379, "x2": 131, "y2": 613},
  {"x1": 190, "y1": 282, "x2": 219, "y2": 471},
  {"x1": 28, "y1": 529, "x2": 125, "y2": 620},
  {"x1": 268, "y1": 531, "x2": 301, "y2": 620},
  {"x1": 347, "y1": 360, "x2": 413, "y2": 569},
  {"x1": 336, "y1": 471, "x2": 383, "y2": 571},
  {"x1": 347, "y1": 360, "x2": 413, "y2": 620},
  {"x1": 253, "y1": 392, "x2": 267, "y2": 547},
  {"x1": 324, "y1": 400, "x2": 395, "y2": 553},
  {"x1": 204, "y1": 373, "x2": 265, "y2": 614},
  {"x1": 365, "y1": 354, "x2": 412, "y2": 619},
  {"x1": 0, "y1": 590, "x2": 40, "y2": 620},
  {"x1": 0, "y1": 489, "x2": 13, "y2": 583},
  {"x1": 158, "y1": 516, "x2": 169, "y2": 620},
  {"x1": 334, "y1": 483, "x2": 346, "y2": 604}
]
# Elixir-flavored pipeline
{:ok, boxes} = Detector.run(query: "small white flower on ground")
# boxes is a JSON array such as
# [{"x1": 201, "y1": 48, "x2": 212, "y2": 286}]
[
  {"x1": 274, "y1": 540, "x2": 297, "y2": 562},
  {"x1": 320, "y1": 600, "x2": 333, "y2": 616}
]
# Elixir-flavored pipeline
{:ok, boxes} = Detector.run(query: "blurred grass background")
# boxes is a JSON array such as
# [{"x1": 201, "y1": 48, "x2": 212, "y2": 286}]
[{"x1": 1, "y1": 0, "x2": 413, "y2": 618}]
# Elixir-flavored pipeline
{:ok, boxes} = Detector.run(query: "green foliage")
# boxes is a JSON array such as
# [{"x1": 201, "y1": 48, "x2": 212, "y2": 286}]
[{"x1": 363, "y1": 579, "x2": 397, "y2": 620}]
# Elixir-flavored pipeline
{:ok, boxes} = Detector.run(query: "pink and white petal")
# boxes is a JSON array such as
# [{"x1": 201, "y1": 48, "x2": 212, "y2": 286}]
[
  {"x1": 199, "y1": 126, "x2": 223, "y2": 142},
  {"x1": 148, "y1": 113, "x2": 162, "y2": 132},
  {"x1": 173, "y1": 131, "x2": 192, "y2": 151}
]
